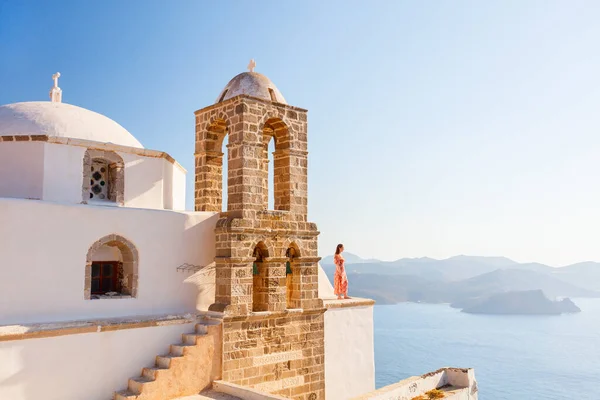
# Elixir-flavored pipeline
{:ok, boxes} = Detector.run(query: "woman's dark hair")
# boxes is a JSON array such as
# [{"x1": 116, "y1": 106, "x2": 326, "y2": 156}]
[{"x1": 335, "y1": 244, "x2": 344, "y2": 255}]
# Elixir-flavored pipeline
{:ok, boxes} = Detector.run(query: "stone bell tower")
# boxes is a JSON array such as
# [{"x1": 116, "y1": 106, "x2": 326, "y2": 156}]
[{"x1": 194, "y1": 61, "x2": 325, "y2": 399}]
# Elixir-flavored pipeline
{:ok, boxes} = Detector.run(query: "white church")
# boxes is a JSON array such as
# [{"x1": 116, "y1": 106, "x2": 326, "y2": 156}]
[{"x1": 0, "y1": 66, "x2": 477, "y2": 400}]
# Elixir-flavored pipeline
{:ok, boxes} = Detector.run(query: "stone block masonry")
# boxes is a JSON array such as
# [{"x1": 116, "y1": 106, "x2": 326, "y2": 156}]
[
  {"x1": 211, "y1": 214, "x2": 325, "y2": 400},
  {"x1": 211, "y1": 212, "x2": 321, "y2": 315},
  {"x1": 221, "y1": 310, "x2": 325, "y2": 400},
  {"x1": 194, "y1": 92, "x2": 325, "y2": 399},
  {"x1": 194, "y1": 95, "x2": 308, "y2": 219}
]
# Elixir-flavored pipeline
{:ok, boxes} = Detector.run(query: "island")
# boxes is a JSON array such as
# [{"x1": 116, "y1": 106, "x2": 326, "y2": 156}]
[{"x1": 460, "y1": 290, "x2": 581, "y2": 315}]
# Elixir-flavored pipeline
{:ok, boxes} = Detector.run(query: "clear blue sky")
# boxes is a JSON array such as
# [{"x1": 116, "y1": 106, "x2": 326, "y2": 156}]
[{"x1": 1, "y1": 1, "x2": 600, "y2": 266}]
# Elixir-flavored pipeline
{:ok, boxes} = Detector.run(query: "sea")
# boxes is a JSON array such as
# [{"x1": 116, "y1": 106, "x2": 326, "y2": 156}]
[{"x1": 374, "y1": 299, "x2": 600, "y2": 400}]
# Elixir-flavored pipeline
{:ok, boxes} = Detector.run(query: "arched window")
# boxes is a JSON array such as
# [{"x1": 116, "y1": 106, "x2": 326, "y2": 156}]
[
  {"x1": 286, "y1": 243, "x2": 301, "y2": 309},
  {"x1": 261, "y1": 118, "x2": 291, "y2": 211},
  {"x1": 267, "y1": 137, "x2": 275, "y2": 210},
  {"x1": 195, "y1": 117, "x2": 228, "y2": 212},
  {"x1": 85, "y1": 234, "x2": 138, "y2": 299},
  {"x1": 82, "y1": 150, "x2": 124, "y2": 205},
  {"x1": 221, "y1": 133, "x2": 229, "y2": 212},
  {"x1": 90, "y1": 159, "x2": 110, "y2": 201},
  {"x1": 252, "y1": 242, "x2": 269, "y2": 312}
]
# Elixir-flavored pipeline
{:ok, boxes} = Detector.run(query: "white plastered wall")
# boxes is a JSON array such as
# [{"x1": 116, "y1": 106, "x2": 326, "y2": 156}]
[
  {"x1": 181, "y1": 212, "x2": 218, "y2": 311},
  {"x1": 120, "y1": 152, "x2": 165, "y2": 209},
  {"x1": 324, "y1": 305, "x2": 375, "y2": 400},
  {"x1": 0, "y1": 198, "x2": 219, "y2": 325},
  {"x1": 162, "y1": 156, "x2": 186, "y2": 211},
  {"x1": 0, "y1": 323, "x2": 195, "y2": 400},
  {"x1": 0, "y1": 141, "x2": 185, "y2": 210},
  {"x1": 42, "y1": 142, "x2": 86, "y2": 203},
  {"x1": 172, "y1": 162, "x2": 186, "y2": 210},
  {"x1": 318, "y1": 262, "x2": 335, "y2": 299},
  {"x1": 0, "y1": 142, "x2": 44, "y2": 200}
]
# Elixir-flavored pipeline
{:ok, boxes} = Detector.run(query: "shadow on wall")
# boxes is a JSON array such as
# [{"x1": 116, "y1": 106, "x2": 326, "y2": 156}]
[
  {"x1": 184, "y1": 263, "x2": 216, "y2": 311},
  {"x1": 318, "y1": 263, "x2": 335, "y2": 299},
  {"x1": 122, "y1": 157, "x2": 164, "y2": 206},
  {"x1": 181, "y1": 212, "x2": 220, "y2": 311},
  {"x1": 0, "y1": 343, "x2": 25, "y2": 400}
]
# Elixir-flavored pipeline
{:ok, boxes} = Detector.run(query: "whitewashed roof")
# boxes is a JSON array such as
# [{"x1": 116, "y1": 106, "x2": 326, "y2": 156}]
[{"x1": 0, "y1": 101, "x2": 143, "y2": 148}]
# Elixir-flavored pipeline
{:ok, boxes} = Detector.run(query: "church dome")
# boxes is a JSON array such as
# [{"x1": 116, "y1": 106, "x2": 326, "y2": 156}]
[
  {"x1": 0, "y1": 101, "x2": 144, "y2": 148},
  {"x1": 216, "y1": 72, "x2": 287, "y2": 104}
]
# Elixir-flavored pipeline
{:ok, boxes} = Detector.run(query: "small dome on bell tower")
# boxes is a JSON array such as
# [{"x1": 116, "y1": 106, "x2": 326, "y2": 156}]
[{"x1": 215, "y1": 59, "x2": 287, "y2": 104}]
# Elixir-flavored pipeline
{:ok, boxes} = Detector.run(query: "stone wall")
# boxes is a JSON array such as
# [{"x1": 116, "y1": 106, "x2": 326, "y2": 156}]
[
  {"x1": 211, "y1": 212, "x2": 320, "y2": 315},
  {"x1": 221, "y1": 310, "x2": 325, "y2": 399},
  {"x1": 211, "y1": 212, "x2": 325, "y2": 400}
]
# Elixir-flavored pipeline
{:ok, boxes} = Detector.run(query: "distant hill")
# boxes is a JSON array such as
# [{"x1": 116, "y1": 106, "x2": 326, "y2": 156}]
[
  {"x1": 322, "y1": 254, "x2": 553, "y2": 281},
  {"x1": 461, "y1": 290, "x2": 581, "y2": 315},
  {"x1": 442, "y1": 255, "x2": 518, "y2": 268},
  {"x1": 440, "y1": 268, "x2": 598, "y2": 300},
  {"x1": 321, "y1": 253, "x2": 600, "y2": 305},
  {"x1": 324, "y1": 268, "x2": 600, "y2": 306},
  {"x1": 320, "y1": 252, "x2": 381, "y2": 265},
  {"x1": 550, "y1": 262, "x2": 600, "y2": 292},
  {"x1": 333, "y1": 273, "x2": 437, "y2": 305},
  {"x1": 322, "y1": 253, "x2": 600, "y2": 287}
]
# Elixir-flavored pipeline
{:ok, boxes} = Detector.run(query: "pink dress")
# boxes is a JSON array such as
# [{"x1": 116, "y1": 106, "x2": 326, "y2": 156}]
[{"x1": 334, "y1": 254, "x2": 348, "y2": 296}]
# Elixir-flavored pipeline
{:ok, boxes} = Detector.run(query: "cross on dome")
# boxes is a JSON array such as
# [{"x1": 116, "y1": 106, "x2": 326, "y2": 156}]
[
  {"x1": 52, "y1": 72, "x2": 60, "y2": 88},
  {"x1": 247, "y1": 59, "x2": 256, "y2": 72},
  {"x1": 49, "y1": 72, "x2": 62, "y2": 103}
]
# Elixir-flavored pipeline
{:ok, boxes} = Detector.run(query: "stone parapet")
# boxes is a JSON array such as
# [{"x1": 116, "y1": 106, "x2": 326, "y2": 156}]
[
  {"x1": 216, "y1": 213, "x2": 319, "y2": 232},
  {"x1": 323, "y1": 297, "x2": 376, "y2": 309},
  {"x1": 351, "y1": 368, "x2": 478, "y2": 400}
]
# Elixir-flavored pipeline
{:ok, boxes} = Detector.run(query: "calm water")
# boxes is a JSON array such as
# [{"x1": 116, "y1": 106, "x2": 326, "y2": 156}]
[{"x1": 374, "y1": 299, "x2": 600, "y2": 400}]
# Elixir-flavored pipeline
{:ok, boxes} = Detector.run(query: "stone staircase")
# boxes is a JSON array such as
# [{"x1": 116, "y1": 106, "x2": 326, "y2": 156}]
[{"x1": 113, "y1": 317, "x2": 222, "y2": 400}]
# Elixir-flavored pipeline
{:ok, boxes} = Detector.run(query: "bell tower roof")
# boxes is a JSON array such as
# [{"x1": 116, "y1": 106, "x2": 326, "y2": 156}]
[{"x1": 215, "y1": 60, "x2": 287, "y2": 104}]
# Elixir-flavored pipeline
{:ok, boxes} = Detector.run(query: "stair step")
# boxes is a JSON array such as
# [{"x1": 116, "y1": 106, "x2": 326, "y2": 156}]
[
  {"x1": 128, "y1": 376, "x2": 154, "y2": 393},
  {"x1": 201, "y1": 318, "x2": 222, "y2": 325},
  {"x1": 114, "y1": 390, "x2": 139, "y2": 400},
  {"x1": 183, "y1": 332, "x2": 205, "y2": 345},
  {"x1": 141, "y1": 366, "x2": 168, "y2": 380},
  {"x1": 170, "y1": 343, "x2": 195, "y2": 356},
  {"x1": 195, "y1": 324, "x2": 209, "y2": 334},
  {"x1": 156, "y1": 354, "x2": 183, "y2": 369}
]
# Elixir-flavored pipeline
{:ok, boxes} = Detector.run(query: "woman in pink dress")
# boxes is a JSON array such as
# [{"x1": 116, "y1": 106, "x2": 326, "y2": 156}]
[{"x1": 333, "y1": 244, "x2": 349, "y2": 299}]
